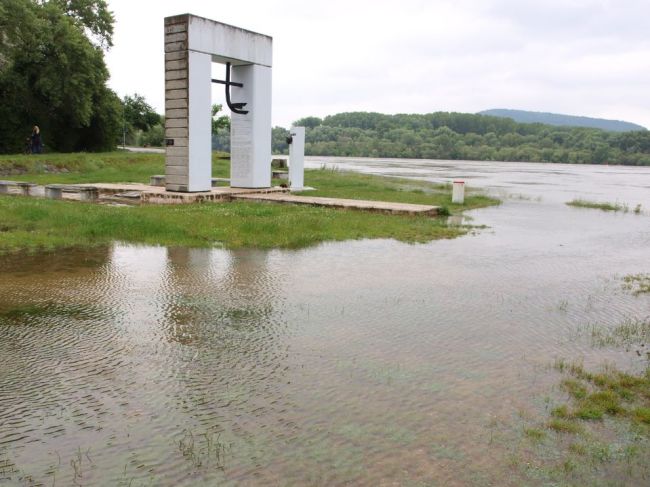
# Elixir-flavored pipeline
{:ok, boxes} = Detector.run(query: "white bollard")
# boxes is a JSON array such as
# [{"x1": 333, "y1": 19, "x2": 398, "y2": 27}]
[
  {"x1": 452, "y1": 180, "x2": 465, "y2": 204},
  {"x1": 289, "y1": 126, "x2": 305, "y2": 190}
]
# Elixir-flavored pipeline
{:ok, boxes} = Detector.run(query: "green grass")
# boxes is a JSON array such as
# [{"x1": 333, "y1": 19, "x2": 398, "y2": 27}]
[
  {"x1": 566, "y1": 199, "x2": 630, "y2": 212},
  {"x1": 0, "y1": 197, "x2": 472, "y2": 253},
  {"x1": 0, "y1": 152, "x2": 499, "y2": 253},
  {"x1": 0, "y1": 151, "x2": 229, "y2": 184},
  {"x1": 299, "y1": 166, "x2": 498, "y2": 213}
]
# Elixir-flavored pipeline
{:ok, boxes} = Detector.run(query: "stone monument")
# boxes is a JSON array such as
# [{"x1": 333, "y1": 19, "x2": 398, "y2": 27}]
[{"x1": 164, "y1": 14, "x2": 272, "y2": 192}]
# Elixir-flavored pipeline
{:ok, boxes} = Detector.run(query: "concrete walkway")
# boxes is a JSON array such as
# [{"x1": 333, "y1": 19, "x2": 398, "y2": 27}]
[
  {"x1": 231, "y1": 193, "x2": 439, "y2": 216},
  {"x1": 1, "y1": 180, "x2": 439, "y2": 216}
]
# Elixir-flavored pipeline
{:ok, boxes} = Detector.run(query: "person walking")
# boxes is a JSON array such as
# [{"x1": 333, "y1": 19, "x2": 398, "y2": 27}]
[{"x1": 31, "y1": 126, "x2": 42, "y2": 154}]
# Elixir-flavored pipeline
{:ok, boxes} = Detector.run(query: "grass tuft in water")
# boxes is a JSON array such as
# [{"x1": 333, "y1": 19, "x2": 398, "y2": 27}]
[
  {"x1": 566, "y1": 199, "x2": 631, "y2": 212},
  {"x1": 547, "y1": 418, "x2": 583, "y2": 434},
  {"x1": 622, "y1": 273, "x2": 650, "y2": 295},
  {"x1": 523, "y1": 427, "x2": 546, "y2": 441},
  {"x1": 579, "y1": 317, "x2": 650, "y2": 348},
  {"x1": 551, "y1": 361, "x2": 650, "y2": 431}
]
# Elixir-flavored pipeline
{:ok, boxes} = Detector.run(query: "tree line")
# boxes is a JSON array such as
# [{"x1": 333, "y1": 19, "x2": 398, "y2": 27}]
[{"x1": 271, "y1": 112, "x2": 650, "y2": 166}]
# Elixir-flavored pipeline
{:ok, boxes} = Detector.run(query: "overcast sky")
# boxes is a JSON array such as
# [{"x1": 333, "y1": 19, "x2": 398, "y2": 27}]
[{"x1": 105, "y1": 0, "x2": 650, "y2": 129}]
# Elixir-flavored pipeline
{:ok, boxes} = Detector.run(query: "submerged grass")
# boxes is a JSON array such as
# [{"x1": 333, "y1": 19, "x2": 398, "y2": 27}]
[
  {"x1": 623, "y1": 273, "x2": 650, "y2": 295},
  {"x1": 511, "y1": 359, "x2": 650, "y2": 485},
  {"x1": 0, "y1": 152, "x2": 499, "y2": 253},
  {"x1": 550, "y1": 360, "x2": 650, "y2": 431},
  {"x1": 566, "y1": 199, "x2": 633, "y2": 212},
  {"x1": 578, "y1": 317, "x2": 650, "y2": 349}
]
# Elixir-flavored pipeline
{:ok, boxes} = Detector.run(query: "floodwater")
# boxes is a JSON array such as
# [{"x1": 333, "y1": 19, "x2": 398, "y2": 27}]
[{"x1": 1, "y1": 158, "x2": 649, "y2": 486}]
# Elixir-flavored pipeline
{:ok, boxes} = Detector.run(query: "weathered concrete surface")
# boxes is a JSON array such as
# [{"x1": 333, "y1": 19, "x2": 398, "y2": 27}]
[
  {"x1": 73, "y1": 183, "x2": 289, "y2": 204},
  {"x1": 230, "y1": 193, "x2": 440, "y2": 216}
]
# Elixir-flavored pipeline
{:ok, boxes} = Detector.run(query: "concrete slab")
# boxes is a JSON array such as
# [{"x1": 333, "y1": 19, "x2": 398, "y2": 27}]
[
  {"x1": 70, "y1": 183, "x2": 286, "y2": 204},
  {"x1": 0, "y1": 180, "x2": 437, "y2": 215},
  {"x1": 230, "y1": 193, "x2": 439, "y2": 216}
]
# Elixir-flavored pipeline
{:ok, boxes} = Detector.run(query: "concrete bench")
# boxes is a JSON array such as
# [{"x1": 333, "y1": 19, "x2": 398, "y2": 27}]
[
  {"x1": 271, "y1": 158, "x2": 287, "y2": 169},
  {"x1": 0, "y1": 180, "x2": 37, "y2": 196},
  {"x1": 74, "y1": 186, "x2": 99, "y2": 201},
  {"x1": 44, "y1": 184, "x2": 66, "y2": 199},
  {"x1": 150, "y1": 175, "x2": 165, "y2": 186},
  {"x1": 211, "y1": 177, "x2": 230, "y2": 187},
  {"x1": 58, "y1": 185, "x2": 99, "y2": 201},
  {"x1": 272, "y1": 170, "x2": 289, "y2": 180}
]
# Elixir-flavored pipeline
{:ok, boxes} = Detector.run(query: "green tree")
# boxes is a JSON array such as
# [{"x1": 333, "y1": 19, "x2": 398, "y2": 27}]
[
  {"x1": 123, "y1": 93, "x2": 161, "y2": 132},
  {"x1": 212, "y1": 104, "x2": 230, "y2": 133},
  {"x1": 293, "y1": 116, "x2": 322, "y2": 129},
  {"x1": 0, "y1": 0, "x2": 120, "y2": 153},
  {"x1": 50, "y1": 0, "x2": 114, "y2": 47}
]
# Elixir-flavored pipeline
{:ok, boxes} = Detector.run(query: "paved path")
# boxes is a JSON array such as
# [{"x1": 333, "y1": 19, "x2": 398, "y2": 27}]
[{"x1": 231, "y1": 193, "x2": 439, "y2": 216}]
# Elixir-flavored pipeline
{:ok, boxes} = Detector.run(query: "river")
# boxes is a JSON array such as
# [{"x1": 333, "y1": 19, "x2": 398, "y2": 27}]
[{"x1": 1, "y1": 157, "x2": 649, "y2": 485}]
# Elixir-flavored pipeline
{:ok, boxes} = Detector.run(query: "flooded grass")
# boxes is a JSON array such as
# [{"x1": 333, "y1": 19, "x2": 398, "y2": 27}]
[
  {"x1": 509, "y1": 359, "x2": 650, "y2": 485},
  {"x1": 623, "y1": 273, "x2": 650, "y2": 295},
  {"x1": 549, "y1": 359, "x2": 650, "y2": 432},
  {"x1": 566, "y1": 199, "x2": 631, "y2": 212},
  {"x1": 577, "y1": 317, "x2": 650, "y2": 351}
]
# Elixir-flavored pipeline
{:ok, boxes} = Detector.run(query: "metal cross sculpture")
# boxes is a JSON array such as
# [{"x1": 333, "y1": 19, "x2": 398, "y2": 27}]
[{"x1": 211, "y1": 62, "x2": 249, "y2": 115}]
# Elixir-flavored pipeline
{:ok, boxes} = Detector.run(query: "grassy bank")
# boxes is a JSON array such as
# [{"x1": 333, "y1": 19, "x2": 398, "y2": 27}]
[
  {"x1": 0, "y1": 152, "x2": 499, "y2": 253},
  {"x1": 297, "y1": 167, "x2": 495, "y2": 213},
  {"x1": 0, "y1": 151, "x2": 229, "y2": 184}
]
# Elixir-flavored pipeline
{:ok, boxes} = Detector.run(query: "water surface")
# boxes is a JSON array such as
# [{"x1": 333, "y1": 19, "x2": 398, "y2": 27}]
[{"x1": 1, "y1": 158, "x2": 649, "y2": 485}]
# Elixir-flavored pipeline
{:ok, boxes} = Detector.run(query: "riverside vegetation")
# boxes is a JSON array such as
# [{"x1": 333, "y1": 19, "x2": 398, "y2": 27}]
[
  {"x1": 268, "y1": 112, "x2": 650, "y2": 166},
  {"x1": 0, "y1": 152, "x2": 498, "y2": 253}
]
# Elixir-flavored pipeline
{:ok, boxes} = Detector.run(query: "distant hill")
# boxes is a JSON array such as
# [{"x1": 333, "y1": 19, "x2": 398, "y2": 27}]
[{"x1": 478, "y1": 109, "x2": 646, "y2": 132}]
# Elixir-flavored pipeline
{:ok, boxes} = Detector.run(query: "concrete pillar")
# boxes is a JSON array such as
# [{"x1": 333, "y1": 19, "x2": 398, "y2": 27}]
[
  {"x1": 230, "y1": 64, "x2": 272, "y2": 188},
  {"x1": 164, "y1": 17, "x2": 191, "y2": 192},
  {"x1": 289, "y1": 126, "x2": 305, "y2": 190},
  {"x1": 187, "y1": 51, "x2": 212, "y2": 192}
]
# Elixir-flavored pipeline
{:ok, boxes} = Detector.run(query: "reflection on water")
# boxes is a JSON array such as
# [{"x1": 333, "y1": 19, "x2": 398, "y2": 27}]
[{"x1": 1, "y1": 159, "x2": 649, "y2": 485}]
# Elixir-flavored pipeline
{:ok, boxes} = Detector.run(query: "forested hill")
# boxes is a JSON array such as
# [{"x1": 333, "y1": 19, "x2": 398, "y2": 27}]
[
  {"x1": 479, "y1": 109, "x2": 646, "y2": 132},
  {"x1": 270, "y1": 112, "x2": 650, "y2": 166}
]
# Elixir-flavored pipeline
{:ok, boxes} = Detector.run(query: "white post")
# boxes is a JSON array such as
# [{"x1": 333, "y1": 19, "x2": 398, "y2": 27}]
[
  {"x1": 452, "y1": 180, "x2": 465, "y2": 204},
  {"x1": 289, "y1": 126, "x2": 305, "y2": 190}
]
